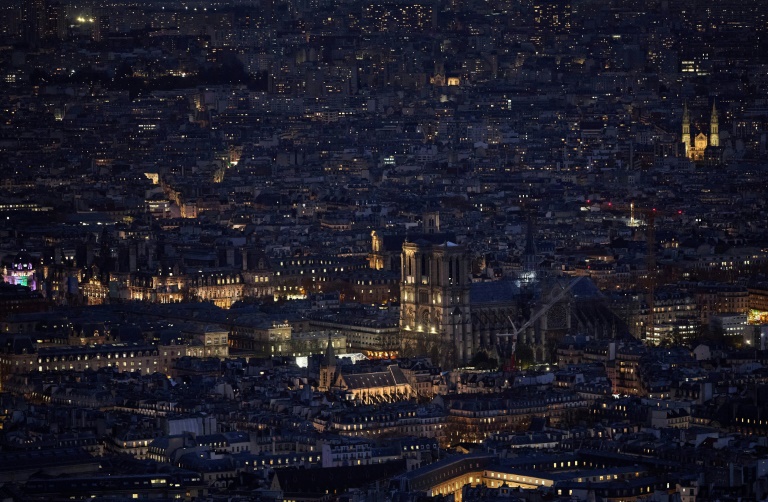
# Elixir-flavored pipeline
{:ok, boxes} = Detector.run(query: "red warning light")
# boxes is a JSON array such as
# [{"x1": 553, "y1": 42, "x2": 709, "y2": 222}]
[{"x1": 678, "y1": 210, "x2": 683, "y2": 215}]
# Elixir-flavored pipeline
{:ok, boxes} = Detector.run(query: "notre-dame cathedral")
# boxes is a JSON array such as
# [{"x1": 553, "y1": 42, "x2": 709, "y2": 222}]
[
  {"x1": 370, "y1": 214, "x2": 623, "y2": 368},
  {"x1": 399, "y1": 238, "x2": 481, "y2": 366}
]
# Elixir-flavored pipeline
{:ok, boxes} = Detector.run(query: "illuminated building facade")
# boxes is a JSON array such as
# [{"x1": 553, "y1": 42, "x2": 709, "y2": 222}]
[
  {"x1": 400, "y1": 240, "x2": 473, "y2": 365},
  {"x1": 328, "y1": 364, "x2": 415, "y2": 404},
  {"x1": 2, "y1": 252, "x2": 38, "y2": 290},
  {"x1": 307, "y1": 310, "x2": 399, "y2": 357},
  {"x1": 682, "y1": 101, "x2": 719, "y2": 161},
  {"x1": 184, "y1": 327, "x2": 229, "y2": 359},
  {"x1": 399, "y1": 240, "x2": 519, "y2": 366},
  {"x1": 187, "y1": 271, "x2": 244, "y2": 308},
  {"x1": 748, "y1": 283, "x2": 768, "y2": 323},
  {"x1": 0, "y1": 342, "x2": 162, "y2": 379},
  {"x1": 228, "y1": 319, "x2": 291, "y2": 354},
  {"x1": 710, "y1": 313, "x2": 748, "y2": 343}
]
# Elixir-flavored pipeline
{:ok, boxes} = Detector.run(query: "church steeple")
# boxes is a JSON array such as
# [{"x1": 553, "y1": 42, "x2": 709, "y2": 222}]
[
  {"x1": 710, "y1": 100, "x2": 719, "y2": 148},
  {"x1": 318, "y1": 334, "x2": 336, "y2": 391},
  {"x1": 323, "y1": 334, "x2": 336, "y2": 366},
  {"x1": 682, "y1": 101, "x2": 691, "y2": 158}
]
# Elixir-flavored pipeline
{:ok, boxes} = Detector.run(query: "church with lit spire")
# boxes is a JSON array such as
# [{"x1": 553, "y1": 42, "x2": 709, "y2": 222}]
[{"x1": 682, "y1": 100, "x2": 720, "y2": 162}]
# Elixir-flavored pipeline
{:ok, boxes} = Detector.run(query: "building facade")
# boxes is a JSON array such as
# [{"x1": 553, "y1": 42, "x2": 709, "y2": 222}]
[
  {"x1": 399, "y1": 239, "x2": 474, "y2": 365},
  {"x1": 682, "y1": 101, "x2": 719, "y2": 162},
  {"x1": 398, "y1": 239, "x2": 520, "y2": 367}
]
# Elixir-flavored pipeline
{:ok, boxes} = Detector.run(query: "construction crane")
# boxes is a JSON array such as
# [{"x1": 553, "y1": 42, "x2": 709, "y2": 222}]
[
  {"x1": 640, "y1": 206, "x2": 658, "y2": 342},
  {"x1": 497, "y1": 276, "x2": 586, "y2": 368},
  {"x1": 629, "y1": 203, "x2": 684, "y2": 341},
  {"x1": 632, "y1": 204, "x2": 672, "y2": 342}
]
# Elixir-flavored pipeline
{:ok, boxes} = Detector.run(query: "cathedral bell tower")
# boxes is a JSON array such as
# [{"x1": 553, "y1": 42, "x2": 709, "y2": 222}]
[
  {"x1": 710, "y1": 101, "x2": 719, "y2": 148},
  {"x1": 682, "y1": 101, "x2": 691, "y2": 158},
  {"x1": 399, "y1": 240, "x2": 472, "y2": 366}
]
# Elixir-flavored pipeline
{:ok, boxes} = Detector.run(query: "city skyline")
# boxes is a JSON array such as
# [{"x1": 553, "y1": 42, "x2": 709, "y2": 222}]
[{"x1": 2, "y1": 0, "x2": 768, "y2": 500}]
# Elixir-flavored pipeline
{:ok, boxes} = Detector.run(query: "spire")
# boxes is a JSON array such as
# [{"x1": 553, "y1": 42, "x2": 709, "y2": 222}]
[
  {"x1": 319, "y1": 333, "x2": 337, "y2": 392},
  {"x1": 323, "y1": 333, "x2": 336, "y2": 367},
  {"x1": 710, "y1": 100, "x2": 719, "y2": 147}
]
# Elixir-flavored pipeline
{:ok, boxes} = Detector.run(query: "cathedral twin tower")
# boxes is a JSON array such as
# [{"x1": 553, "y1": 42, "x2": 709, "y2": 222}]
[{"x1": 682, "y1": 100, "x2": 719, "y2": 162}]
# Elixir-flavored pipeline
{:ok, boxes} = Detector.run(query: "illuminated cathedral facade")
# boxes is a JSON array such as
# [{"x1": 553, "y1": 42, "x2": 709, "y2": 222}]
[{"x1": 682, "y1": 101, "x2": 719, "y2": 162}]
